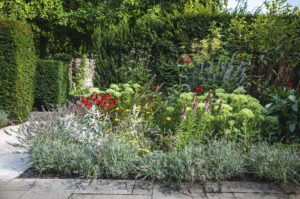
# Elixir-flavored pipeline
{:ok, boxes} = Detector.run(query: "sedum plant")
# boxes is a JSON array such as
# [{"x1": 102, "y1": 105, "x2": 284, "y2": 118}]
[{"x1": 177, "y1": 88, "x2": 278, "y2": 149}]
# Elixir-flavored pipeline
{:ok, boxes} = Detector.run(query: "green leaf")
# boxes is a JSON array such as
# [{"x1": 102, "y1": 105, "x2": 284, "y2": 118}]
[
  {"x1": 291, "y1": 104, "x2": 298, "y2": 112},
  {"x1": 288, "y1": 95, "x2": 296, "y2": 102},
  {"x1": 265, "y1": 103, "x2": 273, "y2": 109},
  {"x1": 288, "y1": 123, "x2": 296, "y2": 133}
]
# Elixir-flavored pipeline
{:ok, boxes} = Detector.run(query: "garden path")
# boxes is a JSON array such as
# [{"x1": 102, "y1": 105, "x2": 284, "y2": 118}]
[
  {"x1": 0, "y1": 179, "x2": 300, "y2": 199},
  {"x1": 0, "y1": 124, "x2": 30, "y2": 181}
]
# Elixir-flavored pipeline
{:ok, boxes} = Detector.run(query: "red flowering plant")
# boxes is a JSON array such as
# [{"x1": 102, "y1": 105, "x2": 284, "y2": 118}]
[{"x1": 73, "y1": 93, "x2": 119, "y2": 117}]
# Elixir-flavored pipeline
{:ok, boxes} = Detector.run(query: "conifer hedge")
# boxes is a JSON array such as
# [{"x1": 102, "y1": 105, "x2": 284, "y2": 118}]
[
  {"x1": 0, "y1": 20, "x2": 36, "y2": 121},
  {"x1": 35, "y1": 60, "x2": 69, "y2": 110}
]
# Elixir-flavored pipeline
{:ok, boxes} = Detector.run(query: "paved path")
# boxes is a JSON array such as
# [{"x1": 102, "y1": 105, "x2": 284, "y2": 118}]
[
  {"x1": 0, "y1": 179, "x2": 299, "y2": 199},
  {"x1": 0, "y1": 124, "x2": 30, "y2": 181}
]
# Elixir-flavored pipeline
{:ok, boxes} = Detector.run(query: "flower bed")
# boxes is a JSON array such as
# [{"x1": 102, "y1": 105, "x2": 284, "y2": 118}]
[{"x1": 17, "y1": 78, "x2": 300, "y2": 183}]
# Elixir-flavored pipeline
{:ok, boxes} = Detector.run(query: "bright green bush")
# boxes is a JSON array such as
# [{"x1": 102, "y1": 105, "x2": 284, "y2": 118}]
[
  {"x1": 177, "y1": 88, "x2": 278, "y2": 149},
  {"x1": 35, "y1": 60, "x2": 69, "y2": 110},
  {"x1": 248, "y1": 143, "x2": 300, "y2": 182},
  {"x1": 0, "y1": 20, "x2": 36, "y2": 121},
  {"x1": 0, "y1": 110, "x2": 9, "y2": 127}
]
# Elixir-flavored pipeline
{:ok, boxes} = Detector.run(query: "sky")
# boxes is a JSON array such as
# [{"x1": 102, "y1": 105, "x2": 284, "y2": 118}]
[{"x1": 227, "y1": 0, "x2": 300, "y2": 11}]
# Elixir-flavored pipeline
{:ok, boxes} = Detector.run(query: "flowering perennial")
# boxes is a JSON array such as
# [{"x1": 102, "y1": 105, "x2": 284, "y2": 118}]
[{"x1": 79, "y1": 93, "x2": 118, "y2": 111}]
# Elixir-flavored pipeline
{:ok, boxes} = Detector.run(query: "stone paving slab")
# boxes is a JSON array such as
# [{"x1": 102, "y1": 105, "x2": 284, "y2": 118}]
[
  {"x1": 206, "y1": 193, "x2": 235, "y2": 199},
  {"x1": 0, "y1": 190, "x2": 26, "y2": 199},
  {"x1": 221, "y1": 181, "x2": 283, "y2": 193},
  {"x1": 0, "y1": 154, "x2": 30, "y2": 179},
  {"x1": 0, "y1": 179, "x2": 36, "y2": 191},
  {"x1": 152, "y1": 184, "x2": 206, "y2": 199},
  {"x1": 18, "y1": 179, "x2": 82, "y2": 199},
  {"x1": 74, "y1": 180, "x2": 135, "y2": 195},
  {"x1": 233, "y1": 193, "x2": 292, "y2": 199},
  {"x1": 70, "y1": 194, "x2": 151, "y2": 199},
  {"x1": 0, "y1": 124, "x2": 30, "y2": 181},
  {"x1": 132, "y1": 180, "x2": 153, "y2": 195},
  {"x1": 204, "y1": 182, "x2": 231, "y2": 193},
  {"x1": 279, "y1": 183, "x2": 300, "y2": 194},
  {"x1": 1, "y1": 179, "x2": 300, "y2": 199}
]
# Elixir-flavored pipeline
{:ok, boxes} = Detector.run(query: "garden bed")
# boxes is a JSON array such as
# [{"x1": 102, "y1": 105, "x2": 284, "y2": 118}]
[{"x1": 14, "y1": 82, "x2": 300, "y2": 184}]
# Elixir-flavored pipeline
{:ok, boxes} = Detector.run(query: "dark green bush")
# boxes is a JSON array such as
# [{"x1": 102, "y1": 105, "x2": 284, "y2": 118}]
[
  {"x1": 0, "y1": 20, "x2": 36, "y2": 121},
  {"x1": 35, "y1": 60, "x2": 69, "y2": 110}
]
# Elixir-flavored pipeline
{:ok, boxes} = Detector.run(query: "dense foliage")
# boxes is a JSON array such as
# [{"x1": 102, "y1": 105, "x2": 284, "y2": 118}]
[
  {"x1": 19, "y1": 108, "x2": 300, "y2": 182},
  {"x1": 0, "y1": 110, "x2": 9, "y2": 127},
  {"x1": 0, "y1": 0, "x2": 227, "y2": 58},
  {"x1": 3, "y1": 0, "x2": 300, "y2": 184},
  {"x1": 0, "y1": 20, "x2": 36, "y2": 121},
  {"x1": 35, "y1": 60, "x2": 69, "y2": 110},
  {"x1": 177, "y1": 88, "x2": 278, "y2": 149}
]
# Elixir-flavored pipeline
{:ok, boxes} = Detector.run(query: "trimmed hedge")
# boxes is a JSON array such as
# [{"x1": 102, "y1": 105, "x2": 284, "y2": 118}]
[
  {"x1": 93, "y1": 12, "x2": 233, "y2": 87},
  {"x1": 0, "y1": 20, "x2": 36, "y2": 121},
  {"x1": 35, "y1": 60, "x2": 69, "y2": 110}
]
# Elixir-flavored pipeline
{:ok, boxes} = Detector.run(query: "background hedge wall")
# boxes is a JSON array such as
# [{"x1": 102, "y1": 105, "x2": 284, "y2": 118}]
[
  {"x1": 93, "y1": 12, "x2": 233, "y2": 87},
  {"x1": 0, "y1": 20, "x2": 36, "y2": 121},
  {"x1": 35, "y1": 60, "x2": 69, "y2": 110}
]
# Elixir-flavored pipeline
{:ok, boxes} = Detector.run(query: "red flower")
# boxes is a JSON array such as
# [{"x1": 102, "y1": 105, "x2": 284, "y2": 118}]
[
  {"x1": 194, "y1": 86, "x2": 203, "y2": 93},
  {"x1": 87, "y1": 103, "x2": 92, "y2": 110},
  {"x1": 81, "y1": 97, "x2": 89, "y2": 105},
  {"x1": 287, "y1": 81, "x2": 293, "y2": 88},
  {"x1": 183, "y1": 57, "x2": 192, "y2": 63}
]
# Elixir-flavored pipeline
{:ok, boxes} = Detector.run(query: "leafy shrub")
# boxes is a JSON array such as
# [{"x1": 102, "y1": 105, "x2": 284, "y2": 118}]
[
  {"x1": 35, "y1": 60, "x2": 69, "y2": 110},
  {"x1": 0, "y1": 20, "x2": 36, "y2": 121},
  {"x1": 177, "y1": 88, "x2": 278, "y2": 149},
  {"x1": 203, "y1": 141, "x2": 246, "y2": 180},
  {"x1": 30, "y1": 137, "x2": 99, "y2": 178},
  {"x1": 266, "y1": 87, "x2": 300, "y2": 143},
  {"x1": 0, "y1": 110, "x2": 9, "y2": 127},
  {"x1": 140, "y1": 145, "x2": 204, "y2": 182},
  {"x1": 99, "y1": 138, "x2": 139, "y2": 178},
  {"x1": 248, "y1": 143, "x2": 300, "y2": 182}
]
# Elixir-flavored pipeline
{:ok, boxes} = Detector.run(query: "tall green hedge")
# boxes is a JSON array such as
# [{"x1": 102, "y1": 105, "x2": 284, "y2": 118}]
[
  {"x1": 35, "y1": 60, "x2": 69, "y2": 110},
  {"x1": 0, "y1": 20, "x2": 36, "y2": 121}
]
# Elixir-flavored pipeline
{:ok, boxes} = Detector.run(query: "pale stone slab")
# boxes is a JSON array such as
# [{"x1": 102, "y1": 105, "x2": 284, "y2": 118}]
[
  {"x1": 222, "y1": 181, "x2": 283, "y2": 193},
  {"x1": 18, "y1": 179, "x2": 82, "y2": 199},
  {"x1": 204, "y1": 182, "x2": 231, "y2": 193},
  {"x1": 0, "y1": 154, "x2": 31, "y2": 180},
  {"x1": 0, "y1": 124, "x2": 26, "y2": 155},
  {"x1": 206, "y1": 193, "x2": 235, "y2": 199},
  {"x1": 74, "y1": 180, "x2": 135, "y2": 195},
  {"x1": 70, "y1": 194, "x2": 151, "y2": 199},
  {"x1": 0, "y1": 191, "x2": 26, "y2": 199},
  {"x1": 279, "y1": 183, "x2": 300, "y2": 194},
  {"x1": 0, "y1": 179, "x2": 36, "y2": 191},
  {"x1": 132, "y1": 181, "x2": 153, "y2": 195},
  {"x1": 234, "y1": 193, "x2": 291, "y2": 199},
  {"x1": 152, "y1": 184, "x2": 196, "y2": 199}
]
